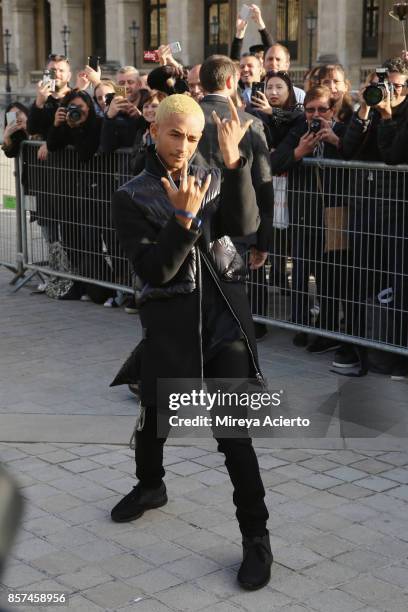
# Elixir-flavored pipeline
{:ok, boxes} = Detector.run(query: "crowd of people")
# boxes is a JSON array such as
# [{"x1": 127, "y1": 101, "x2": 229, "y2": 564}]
[{"x1": 2, "y1": 3, "x2": 408, "y2": 378}]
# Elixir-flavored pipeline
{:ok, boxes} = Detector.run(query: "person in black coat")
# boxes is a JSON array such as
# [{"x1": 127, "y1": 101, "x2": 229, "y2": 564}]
[
  {"x1": 272, "y1": 85, "x2": 349, "y2": 355},
  {"x1": 111, "y1": 94, "x2": 273, "y2": 590},
  {"x1": 46, "y1": 90, "x2": 105, "y2": 288},
  {"x1": 340, "y1": 60, "x2": 408, "y2": 373},
  {"x1": 194, "y1": 55, "x2": 275, "y2": 339},
  {"x1": 1, "y1": 102, "x2": 29, "y2": 158}
]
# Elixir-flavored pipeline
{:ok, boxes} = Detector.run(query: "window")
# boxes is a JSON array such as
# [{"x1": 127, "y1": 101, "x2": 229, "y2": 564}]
[
  {"x1": 144, "y1": 0, "x2": 167, "y2": 49},
  {"x1": 362, "y1": 0, "x2": 379, "y2": 58},
  {"x1": 204, "y1": 0, "x2": 230, "y2": 57},
  {"x1": 276, "y1": 0, "x2": 299, "y2": 60},
  {"x1": 0, "y1": 1, "x2": 3, "y2": 65},
  {"x1": 35, "y1": 0, "x2": 51, "y2": 68},
  {"x1": 91, "y1": 0, "x2": 106, "y2": 61}
]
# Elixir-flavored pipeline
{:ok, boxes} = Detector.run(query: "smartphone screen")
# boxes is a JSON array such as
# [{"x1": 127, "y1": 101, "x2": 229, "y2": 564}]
[
  {"x1": 88, "y1": 56, "x2": 100, "y2": 71},
  {"x1": 169, "y1": 42, "x2": 182, "y2": 55},
  {"x1": 6, "y1": 111, "x2": 17, "y2": 126},
  {"x1": 251, "y1": 82, "x2": 265, "y2": 99},
  {"x1": 240, "y1": 4, "x2": 251, "y2": 20}
]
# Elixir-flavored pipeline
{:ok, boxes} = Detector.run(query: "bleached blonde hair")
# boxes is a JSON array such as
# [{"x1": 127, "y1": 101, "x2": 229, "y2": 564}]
[{"x1": 155, "y1": 94, "x2": 205, "y2": 126}]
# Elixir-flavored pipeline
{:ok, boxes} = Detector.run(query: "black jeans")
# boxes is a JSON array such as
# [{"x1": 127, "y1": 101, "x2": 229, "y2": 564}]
[{"x1": 135, "y1": 339, "x2": 269, "y2": 537}]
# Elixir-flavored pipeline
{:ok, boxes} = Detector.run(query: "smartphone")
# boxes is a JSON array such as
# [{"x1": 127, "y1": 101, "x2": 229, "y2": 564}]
[
  {"x1": 105, "y1": 93, "x2": 115, "y2": 106},
  {"x1": 309, "y1": 118, "x2": 321, "y2": 134},
  {"x1": 143, "y1": 50, "x2": 160, "y2": 63},
  {"x1": 6, "y1": 111, "x2": 17, "y2": 126},
  {"x1": 169, "y1": 41, "x2": 182, "y2": 55},
  {"x1": 240, "y1": 4, "x2": 251, "y2": 20},
  {"x1": 113, "y1": 85, "x2": 127, "y2": 97},
  {"x1": 251, "y1": 82, "x2": 265, "y2": 99},
  {"x1": 88, "y1": 56, "x2": 100, "y2": 71}
]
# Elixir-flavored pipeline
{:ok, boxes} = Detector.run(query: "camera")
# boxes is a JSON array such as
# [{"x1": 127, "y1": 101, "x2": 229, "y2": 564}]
[
  {"x1": 309, "y1": 118, "x2": 322, "y2": 134},
  {"x1": 363, "y1": 68, "x2": 395, "y2": 106},
  {"x1": 66, "y1": 104, "x2": 82, "y2": 123}
]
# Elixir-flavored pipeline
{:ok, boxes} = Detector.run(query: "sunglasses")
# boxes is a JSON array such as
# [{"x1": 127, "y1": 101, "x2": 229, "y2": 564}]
[{"x1": 305, "y1": 106, "x2": 330, "y2": 113}]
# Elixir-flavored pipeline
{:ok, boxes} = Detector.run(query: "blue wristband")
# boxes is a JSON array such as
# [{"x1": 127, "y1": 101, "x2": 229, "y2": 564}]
[{"x1": 174, "y1": 209, "x2": 202, "y2": 227}]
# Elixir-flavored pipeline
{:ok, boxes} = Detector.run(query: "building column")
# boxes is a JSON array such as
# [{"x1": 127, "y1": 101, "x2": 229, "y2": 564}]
[
  {"x1": 10, "y1": 0, "x2": 36, "y2": 90},
  {"x1": 48, "y1": 0, "x2": 85, "y2": 76},
  {"x1": 105, "y1": 0, "x2": 142, "y2": 70},
  {"x1": 167, "y1": 0, "x2": 204, "y2": 66},
  {"x1": 316, "y1": 0, "x2": 363, "y2": 86}
]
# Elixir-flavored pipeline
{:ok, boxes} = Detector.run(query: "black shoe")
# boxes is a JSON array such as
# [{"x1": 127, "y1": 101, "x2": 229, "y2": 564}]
[
  {"x1": 237, "y1": 530, "x2": 273, "y2": 590},
  {"x1": 390, "y1": 357, "x2": 408, "y2": 381},
  {"x1": 332, "y1": 345, "x2": 360, "y2": 368},
  {"x1": 111, "y1": 482, "x2": 167, "y2": 523},
  {"x1": 254, "y1": 322, "x2": 268, "y2": 342},
  {"x1": 293, "y1": 332, "x2": 308, "y2": 347},
  {"x1": 307, "y1": 337, "x2": 341, "y2": 354}
]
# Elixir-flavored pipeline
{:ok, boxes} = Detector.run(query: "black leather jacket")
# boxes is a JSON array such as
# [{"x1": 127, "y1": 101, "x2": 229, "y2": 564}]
[
  {"x1": 117, "y1": 149, "x2": 253, "y2": 305},
  {"x1": 111, "y1": 148, "x2": 263, "y2": 405}
]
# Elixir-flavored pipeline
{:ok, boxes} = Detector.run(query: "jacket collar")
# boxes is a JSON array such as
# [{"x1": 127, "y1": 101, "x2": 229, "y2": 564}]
[
  {"x1": 144, "y1": 145, "x2": 196, "y2": 180},
  {"x1": 201, "y1": 94, "x2": 230, "y2": 105}
]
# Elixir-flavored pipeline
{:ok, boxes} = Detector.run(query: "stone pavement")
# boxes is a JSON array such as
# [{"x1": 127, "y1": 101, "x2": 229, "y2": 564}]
[{"x1": 1, "y1": 268, "x2": 408, "y2": 612}]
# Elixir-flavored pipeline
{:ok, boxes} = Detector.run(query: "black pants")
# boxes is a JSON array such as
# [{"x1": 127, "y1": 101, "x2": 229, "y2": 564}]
[{"x1": 135, "y1": 339, "x2": 269, "y2": 538}]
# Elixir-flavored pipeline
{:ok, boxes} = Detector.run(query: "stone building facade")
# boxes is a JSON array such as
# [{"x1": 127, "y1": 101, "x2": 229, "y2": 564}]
[{"x1": 0, "y1": 0, "x2": 406, "y2": 96}]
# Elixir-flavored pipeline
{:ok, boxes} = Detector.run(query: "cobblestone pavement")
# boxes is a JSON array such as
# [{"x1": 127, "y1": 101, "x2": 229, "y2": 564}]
[{"x1": 1, "y1": 268, "x2": 408, "y2": 612}]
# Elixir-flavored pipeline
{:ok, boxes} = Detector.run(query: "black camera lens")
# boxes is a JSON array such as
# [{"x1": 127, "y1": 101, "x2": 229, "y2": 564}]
[
  {"x1": 105, "y1": 93, "x2": 115, "y2": 106},
  {"x1": 66, "y1": 104, "x2": 82, "y2": 123},
  {"x1": 363, "y1": 84, "x2": 385, "y2": 106}
]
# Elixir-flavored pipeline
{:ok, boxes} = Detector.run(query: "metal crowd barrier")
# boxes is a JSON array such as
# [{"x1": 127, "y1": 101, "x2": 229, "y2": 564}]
[
  {"x1": 18, "y1": 141, "x2": 133, "y2": 293},
  {"x1": 1, "y1": 141, "x2": 407, "y2": 357},
  {"x1": 248, "y1": 157, "x2": 408, "y2": 356},
  {"x1": 0, "y1": 148, "x2": 24, "y2": 280}
]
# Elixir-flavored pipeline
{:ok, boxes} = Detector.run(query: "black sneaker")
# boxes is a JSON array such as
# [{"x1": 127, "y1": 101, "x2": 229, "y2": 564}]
[
  {"x1": 237, "y1": 530, "x2": 273, "y2": 590},
  {"x1": 332, "y1": 345, "x2": 360, "y2": 368},
  {"x1": 111, "y1": 482, "x2": 167, "y2": 523},
  {"x1": 293, "y1": 332, "x2": 308, "y2": 347},
  {"x1": 307, "y1": 337, "x2": 341, "y2": 354},
  {"x1": 390, "y1": 357, "x2": 408, "y2": 381},
  {"x1": 254, "y1": 322, "x2": 268, "y2": 342},
  {"x1": 124, "y1": 298, "x2": 139, "y2": 314}
]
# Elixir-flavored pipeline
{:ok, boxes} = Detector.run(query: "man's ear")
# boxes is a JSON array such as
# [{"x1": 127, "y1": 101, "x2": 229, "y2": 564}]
[
  {"x1": 226, "y1": 75, "x2": 233, "y2": 90},
  {"x1": 150, "y1": 122, "x2": 159, "y2": 140}
]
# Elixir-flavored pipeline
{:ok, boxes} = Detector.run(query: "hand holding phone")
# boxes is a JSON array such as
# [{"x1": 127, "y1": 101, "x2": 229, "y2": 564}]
[{"x1": 240, "y1": 4, "x2": 251, "y2": 20}]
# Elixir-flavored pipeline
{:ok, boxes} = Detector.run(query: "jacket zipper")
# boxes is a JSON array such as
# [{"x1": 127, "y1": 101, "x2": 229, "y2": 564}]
[{"x1": 199, "y1": 250, "x2": 266, "y2": 387}]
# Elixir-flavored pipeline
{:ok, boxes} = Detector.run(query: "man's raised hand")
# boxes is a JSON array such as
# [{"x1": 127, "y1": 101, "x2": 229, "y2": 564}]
[
  {"x1": 212, "y1": 97, "x2": 253, "y2": 169},
  {"x1": 161, "y1": 159, "x2": 211, "y2": 229}
]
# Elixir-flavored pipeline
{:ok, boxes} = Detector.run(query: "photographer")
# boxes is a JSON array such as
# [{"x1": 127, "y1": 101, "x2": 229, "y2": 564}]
[
  {"x1": 1, "y1": 102, "x2": 29, "y2": 158},
  {"x1": 340, "y1": 59, "x2": 408, "y2": 373},
  {"x1": 239, "y1": 53, "x2": 264, "y2": 106},
  {"x1": 27, "y1": 54, "x2": 72, "y2": 140},
  {"x1": 46, "y1": 90, "x2": 106, "y2": 297},
  {"x1": 247, "y1": 71, "x2": 304, "y2": 336},
  {"x1": 129, "y1": 91, "x2": 167, "y2": 175},
  {"x1": 248, "y1": 71, "x2": 304, "y2": 148},
  {"x1": 93, "y1": 79, "x2": 116, "y2": 115},
  {"x1": 100, "y1": 90, "x2": 150, "y2": 153},
  {"x1": 116, "y1": 66, "x2": 144, "y2": 107},
  {"x1": 272, "y1": 85, "x2": 349, "y2": 353}
]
